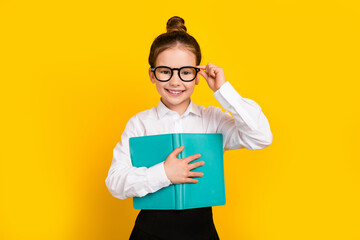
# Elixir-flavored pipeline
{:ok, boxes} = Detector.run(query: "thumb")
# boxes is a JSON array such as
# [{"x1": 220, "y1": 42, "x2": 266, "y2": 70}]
[{"x1": 198, "y1": 70, "x2": 208, "y2": 80}]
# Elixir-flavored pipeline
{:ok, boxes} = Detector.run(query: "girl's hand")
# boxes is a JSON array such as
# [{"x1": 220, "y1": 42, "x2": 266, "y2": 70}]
[
  {"x1": 164, "y1": 145, "x2": 205, "y2": 184},
  {"x1": 197, "y1": 63, "x2": 226, "y2": 92}
]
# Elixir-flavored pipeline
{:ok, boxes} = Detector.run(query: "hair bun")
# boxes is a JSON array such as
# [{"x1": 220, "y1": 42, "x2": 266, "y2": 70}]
[{"x1": 166, "y1": 16, "x2": 187, "y2": 33}]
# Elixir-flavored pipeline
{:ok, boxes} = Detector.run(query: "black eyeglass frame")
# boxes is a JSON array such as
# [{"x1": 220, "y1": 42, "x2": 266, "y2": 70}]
[{"x1": 150, "y1": 66, "x2": 201, "y2": 82}]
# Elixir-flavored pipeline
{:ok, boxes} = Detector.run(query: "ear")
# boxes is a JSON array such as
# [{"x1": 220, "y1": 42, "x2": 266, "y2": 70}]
[
  {"x1": 149, "y1": 68, "x2": 156, "y2": 84},
  {"x1": 195, "y1": 73, "x2": 200, "y2": 85}
]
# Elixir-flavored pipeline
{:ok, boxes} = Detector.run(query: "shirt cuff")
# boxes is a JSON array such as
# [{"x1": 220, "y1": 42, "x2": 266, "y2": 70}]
[
  {"x1": 213, "y1": 81, "x2": 242, "y2": 110},
  {"x1": 146, "y1": 161, "x2": 172, "y2": 192},
  {"x1": 213, "y1": 81, "x2": 259, "y2": 131}
]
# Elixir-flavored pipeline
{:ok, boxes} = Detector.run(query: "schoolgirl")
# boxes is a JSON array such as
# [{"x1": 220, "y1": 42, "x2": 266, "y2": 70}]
[{"x1": 105, "y1": 16, "x2": 273, "y2": 240}]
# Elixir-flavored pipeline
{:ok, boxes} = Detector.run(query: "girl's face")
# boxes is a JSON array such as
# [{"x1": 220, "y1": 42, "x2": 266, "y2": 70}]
[{"x1": 149, "y1": 46, "x2": 200, "y2": 115}]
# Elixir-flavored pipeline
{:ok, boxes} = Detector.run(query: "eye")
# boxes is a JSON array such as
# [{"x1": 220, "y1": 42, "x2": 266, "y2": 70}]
[{"x1": 160, "y1": 70, "x2": 171, "y2": 74}]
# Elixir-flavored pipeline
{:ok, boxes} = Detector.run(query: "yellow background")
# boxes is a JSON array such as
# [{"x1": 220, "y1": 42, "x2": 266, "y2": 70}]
[{"x1": 1, "y1": 0, "x2": 359, "y2": 239}]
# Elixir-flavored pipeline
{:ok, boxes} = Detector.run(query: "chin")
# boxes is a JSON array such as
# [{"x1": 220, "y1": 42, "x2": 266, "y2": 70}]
[{"x1": 162, "y1": 95, "x2": 189, "y2": 106}]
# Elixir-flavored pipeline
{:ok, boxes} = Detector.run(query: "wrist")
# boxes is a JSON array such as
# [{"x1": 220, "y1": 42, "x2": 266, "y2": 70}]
[
  {"x1": 214, "y1": 81, "x2": 226, "y2": 92},
  {"x1": 163, "y1": 161, "x2": 173, "y2": 184}
]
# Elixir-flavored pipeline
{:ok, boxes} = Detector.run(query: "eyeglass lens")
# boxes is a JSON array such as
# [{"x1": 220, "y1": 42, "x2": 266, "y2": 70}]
[{"x1": 155, "y1": 67, "x2": 197, "y2": 81}]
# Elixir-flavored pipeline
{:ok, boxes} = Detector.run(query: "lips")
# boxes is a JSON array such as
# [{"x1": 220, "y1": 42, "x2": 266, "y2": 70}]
[{"x1": 165, "y1": 88, "x2": 185, "y2": 96}]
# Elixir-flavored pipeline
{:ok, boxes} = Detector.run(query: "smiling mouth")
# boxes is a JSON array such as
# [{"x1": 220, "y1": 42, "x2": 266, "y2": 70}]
[{"x1": 165, "y1": 89, "x2": 185, "y2": 95}]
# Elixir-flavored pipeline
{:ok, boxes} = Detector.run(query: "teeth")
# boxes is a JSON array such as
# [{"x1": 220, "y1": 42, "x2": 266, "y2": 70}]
[{"x1": 168, "y1": 89, "x2": 183, "y2": 94}]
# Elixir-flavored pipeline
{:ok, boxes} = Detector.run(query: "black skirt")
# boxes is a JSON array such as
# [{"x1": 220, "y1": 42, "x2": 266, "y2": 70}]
[{"x1": 129, "y1": 207, "x2": 220, "y2": 240}]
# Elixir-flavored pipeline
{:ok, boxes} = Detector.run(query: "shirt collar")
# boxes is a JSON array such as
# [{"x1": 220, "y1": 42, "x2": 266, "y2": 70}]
[{"x1": 156, "y1": 98, "x2": 201, "y2": 119}]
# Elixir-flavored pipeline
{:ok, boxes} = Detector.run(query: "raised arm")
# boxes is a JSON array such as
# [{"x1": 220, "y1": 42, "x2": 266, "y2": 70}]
[
  {"x1": 212, "y1": 81, "x2": 273, "y2": 151},
  {"x1": 105, "y1": 115, "x2": 171, "y2": 200}
]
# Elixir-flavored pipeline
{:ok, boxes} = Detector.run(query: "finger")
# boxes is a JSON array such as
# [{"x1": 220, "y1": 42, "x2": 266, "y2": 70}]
[
  {"x1": 188, "y1": 160, "x2": 205, "y2": 170},
  {"x1": 198, "y1": 70, "x2": 208, "y2": 80},
  {"x1": 188, "y1": 171, "x2": 204, "y2": 178},
  {"x1": 210, "y1": 69, "x2": 216, "y2": 78},
  {"x1": 213, "y1": 67, "x2": 223, "y2": 75},
  {"x1": 196, "y1": 65, "x2": 207, "y2": 69},
  {"x1": 185, "y1": 178, "x2": 199, "y2": 184},
  {"x1": 197, "y1": 64, "x2": 216, "y2": 78},
  {"x1": 172, "y1": 145, "x2": 184, "y2": 157},
  {"x1": 185, "y1": 153, "x2": 201, "y2": 163},
  {"x1": 208, "y1": 67, "x2": 217, "y2": 78},
  {"x1": 205, "y1": 65, "x2": 216, "y2": 78},
  {"x1": 198, "y1": 63, "x2": 216, "y2": 75}
]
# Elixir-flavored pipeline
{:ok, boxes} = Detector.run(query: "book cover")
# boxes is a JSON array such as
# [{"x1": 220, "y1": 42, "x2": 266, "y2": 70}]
[{"x1": 129, "y1": 133, "x2": 226, "y2": 210}]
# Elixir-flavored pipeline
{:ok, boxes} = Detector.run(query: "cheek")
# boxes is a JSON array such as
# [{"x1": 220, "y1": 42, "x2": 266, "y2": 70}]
[
  {"x1": 186, "y1": 83, "x2": 195, "y2": 91},
  {"x1": 156, "y1": 83, "x2": 166, "y2": 91}
]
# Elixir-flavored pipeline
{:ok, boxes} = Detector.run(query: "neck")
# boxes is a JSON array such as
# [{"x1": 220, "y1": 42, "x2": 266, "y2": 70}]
[{"x1": 161, "y1": 98, "x2": 191, "y2": 116}]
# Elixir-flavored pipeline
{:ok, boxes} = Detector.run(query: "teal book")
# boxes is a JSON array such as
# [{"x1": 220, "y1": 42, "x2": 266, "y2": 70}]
[{"x1": 129, "y1": 133, "x2": 226, "y2": 210}]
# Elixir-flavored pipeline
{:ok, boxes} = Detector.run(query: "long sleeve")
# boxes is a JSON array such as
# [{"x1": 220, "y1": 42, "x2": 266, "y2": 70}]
[
  {"x1": 212, "y1": 81, "x2": 273, "y2": 151},
  {"x1": 105, "y1": 115, "x2": 172, "y2": 200}
]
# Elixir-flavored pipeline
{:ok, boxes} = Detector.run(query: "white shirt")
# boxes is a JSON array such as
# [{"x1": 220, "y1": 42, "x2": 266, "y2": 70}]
[{"x1": 105, "y1": 81, "x2": 273, "y2": 200}]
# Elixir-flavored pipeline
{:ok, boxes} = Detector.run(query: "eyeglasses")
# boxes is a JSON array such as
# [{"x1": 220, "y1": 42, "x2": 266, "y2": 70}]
[{"x1": 150, "y1": 66, "x2": 200, "y2": 82}]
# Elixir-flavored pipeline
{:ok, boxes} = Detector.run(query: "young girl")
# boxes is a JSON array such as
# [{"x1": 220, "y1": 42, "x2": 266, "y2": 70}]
[{"x1": 105, "y1": 16, "x2": 273, "y2": 240}]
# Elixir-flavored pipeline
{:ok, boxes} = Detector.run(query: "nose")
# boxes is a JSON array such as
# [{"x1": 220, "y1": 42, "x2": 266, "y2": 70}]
[{"x1": 168, "y1": 70, "x2": 182, "y2": 86}]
